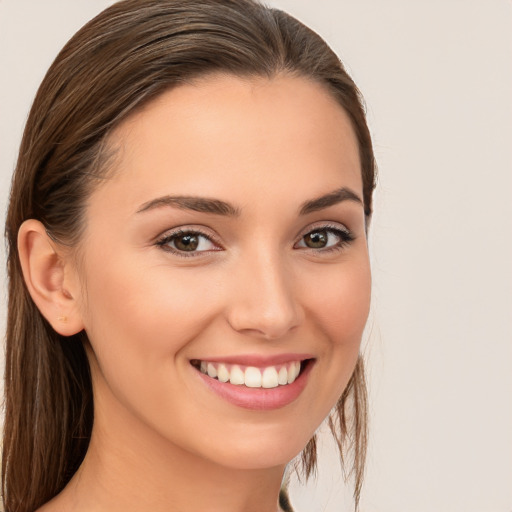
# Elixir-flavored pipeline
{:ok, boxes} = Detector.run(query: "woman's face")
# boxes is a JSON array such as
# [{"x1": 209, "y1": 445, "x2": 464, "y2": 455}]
[{"x1": 73, "y1": 74, "x2": 371, "y2": 470}]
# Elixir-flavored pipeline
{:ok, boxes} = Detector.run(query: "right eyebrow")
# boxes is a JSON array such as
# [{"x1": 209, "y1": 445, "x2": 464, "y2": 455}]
[
  {"x1": 136, "y1": 195, "x2": 241, "y2": 217},
  {"x1": 298, "y1": 186, "x2": 363, "y2": 215}
]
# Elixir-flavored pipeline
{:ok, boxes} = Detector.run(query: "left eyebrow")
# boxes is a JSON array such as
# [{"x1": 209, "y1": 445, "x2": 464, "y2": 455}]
[
  {"x1": 299, "y1": 187, "x2": 363, "y2": 215},
  {"x1": 136, "y1": 195, "x2": 241, "y2": 216}
]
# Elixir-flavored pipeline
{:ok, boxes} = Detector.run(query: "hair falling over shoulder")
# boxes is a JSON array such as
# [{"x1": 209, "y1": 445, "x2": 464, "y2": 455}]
[{"x1": 2, "y1": 1, "x2": 376, "y2": 511}]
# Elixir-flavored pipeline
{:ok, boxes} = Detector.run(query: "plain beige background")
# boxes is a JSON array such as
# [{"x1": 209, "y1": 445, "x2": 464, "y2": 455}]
[{"x1": 1, "y1": 1, "x2": 511, "y2": 511}]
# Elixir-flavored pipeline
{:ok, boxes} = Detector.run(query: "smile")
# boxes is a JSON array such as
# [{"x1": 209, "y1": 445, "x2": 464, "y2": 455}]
[
  {"x1": 191, "y1": 357, "x2": 314, "y2": 410},
  {"x1": 192, "y1": 360, "x2": 303, "y2": 388}
]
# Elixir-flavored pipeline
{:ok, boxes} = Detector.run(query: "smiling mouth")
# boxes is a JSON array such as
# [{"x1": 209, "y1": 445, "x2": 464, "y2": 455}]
[{"x1": 190, "y1": 359, "x2": 313, "y2": 389}]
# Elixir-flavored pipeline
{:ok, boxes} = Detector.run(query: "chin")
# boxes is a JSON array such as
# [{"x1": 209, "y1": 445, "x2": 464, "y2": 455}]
[
  {"x1": 194, "y1": 425, "x2": 314, "y2": 472},
  {"x1": 210, "y1": 446, "x2": 301, "y2": 472}
]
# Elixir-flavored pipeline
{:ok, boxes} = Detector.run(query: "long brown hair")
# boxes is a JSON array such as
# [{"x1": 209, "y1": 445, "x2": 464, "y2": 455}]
[{"x1": 2, "y1": 1, "x2": 376, "y2": 511}]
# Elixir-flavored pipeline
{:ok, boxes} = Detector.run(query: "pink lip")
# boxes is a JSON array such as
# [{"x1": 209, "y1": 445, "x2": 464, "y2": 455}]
[{"x1": 193, "y1": 358, "x2": 315, "y2": 411}]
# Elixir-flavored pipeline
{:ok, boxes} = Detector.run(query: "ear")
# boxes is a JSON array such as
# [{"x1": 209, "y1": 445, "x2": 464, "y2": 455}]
[{"x1": 17, "y1": 219, "x2": 85, "y2": 336}]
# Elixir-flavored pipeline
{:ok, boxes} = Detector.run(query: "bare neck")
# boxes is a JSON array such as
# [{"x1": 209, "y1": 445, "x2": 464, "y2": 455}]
[{"x1": 38, "y1": 416, "x2": 287, "y2": 512}]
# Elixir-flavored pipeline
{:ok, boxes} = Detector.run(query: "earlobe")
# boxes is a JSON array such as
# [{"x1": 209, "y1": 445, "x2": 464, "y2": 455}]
[{"x1": 17, "y1": 219, "x2": 84, "y2": 336}]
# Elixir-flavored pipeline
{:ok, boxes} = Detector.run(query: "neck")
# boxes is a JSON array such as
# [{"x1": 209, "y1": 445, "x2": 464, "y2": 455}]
[{"x1": 43, "y1": 385, "x2": 287, "y2": 512}]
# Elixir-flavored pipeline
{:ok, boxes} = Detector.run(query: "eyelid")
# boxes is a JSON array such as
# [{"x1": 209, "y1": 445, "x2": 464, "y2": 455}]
[
  {"x1": 296, "y1": 221, "x2": 352, "y2": 240},
  {"x1": 155, "y1": 226, "x2": 223, "y2": 257},
  {"x1": 294, "y1": 222, "x2": 355, "y2": 252}
]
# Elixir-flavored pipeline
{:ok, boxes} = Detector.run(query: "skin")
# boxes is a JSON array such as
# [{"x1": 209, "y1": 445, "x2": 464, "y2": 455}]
[{"x1": 23, "y1": 73, "x2": 371, "y2": 512}]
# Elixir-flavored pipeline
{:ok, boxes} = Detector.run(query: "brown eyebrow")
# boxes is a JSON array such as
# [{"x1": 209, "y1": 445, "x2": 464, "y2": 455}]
[
  {"x1": 298, "y1": 187, "x2": 363, "y2": 215},
  {"x1": 136, "y1": 186, "x2": 362, "y2": 217},
  {"x1": 136, "y1": 195, "x2": 241, "y2": 216}
]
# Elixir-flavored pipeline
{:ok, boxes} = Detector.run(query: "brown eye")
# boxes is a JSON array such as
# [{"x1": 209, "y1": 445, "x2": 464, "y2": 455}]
[
  {"x1": 174, "y1": 233, "x2": 199, "y2": 251},
  {"x1": 157, "y1": 230, "x2": 218, "y2": 256},
  {"x1": 303, "y1": 230, "x2": 328, "y2": 248},
  {"x1": 295, "y1": 225, "x2": 354, "y2": 253}
]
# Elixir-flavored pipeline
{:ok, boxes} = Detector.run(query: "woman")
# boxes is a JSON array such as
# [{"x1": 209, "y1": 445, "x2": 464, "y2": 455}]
[{"x1": 2, "y1": 1, "x2": 376, "y2": 511}]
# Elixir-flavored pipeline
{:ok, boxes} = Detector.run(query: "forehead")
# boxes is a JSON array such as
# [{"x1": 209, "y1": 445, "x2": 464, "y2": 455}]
[{"x1": 92, "y1": 73, "x2": 362, "y2": 215}]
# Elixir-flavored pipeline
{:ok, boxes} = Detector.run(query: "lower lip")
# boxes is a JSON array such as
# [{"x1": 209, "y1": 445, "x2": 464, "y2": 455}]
[{"x1": 194, "y1": 360, "x2": 314, "y2": 411}]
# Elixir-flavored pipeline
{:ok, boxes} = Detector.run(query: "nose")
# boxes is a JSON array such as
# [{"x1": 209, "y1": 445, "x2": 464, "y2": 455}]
[{"x1": 225, "y1": 250, "x2": 303, "y2": 340}]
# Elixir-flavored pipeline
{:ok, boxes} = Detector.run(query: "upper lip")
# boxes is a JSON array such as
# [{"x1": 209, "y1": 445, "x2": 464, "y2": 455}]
[{"x1": 190, "y1": 353, "x2": 314, "y2": 367}]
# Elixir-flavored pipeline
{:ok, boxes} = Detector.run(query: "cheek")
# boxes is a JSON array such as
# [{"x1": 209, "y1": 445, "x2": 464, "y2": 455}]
[
  {"x1": 84, "y1": 258, "x2": 216, "y2": 333},
  {"x1": 306, "y1": 257, "x2": 371, "y2": 347},
  {"x1": 77, "y1": 257, "x2": 228, "y2": 439},
  {"x1": 78, "y1": 255, "x2": 224, "y2": 388},
  {"x1": 303, "y1": 255, "x2": 371, "y2": 406}
]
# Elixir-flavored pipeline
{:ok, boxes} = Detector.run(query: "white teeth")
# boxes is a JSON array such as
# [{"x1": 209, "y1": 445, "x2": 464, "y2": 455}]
[
  {"x1": 207, "y1": 363, "x2": 217, "y2": 379},
  {"x1": 262, "y1": 367, "x2": 279, "y2": 388},
  {"x1": 217, "y1": 364, "x2": 229, "y2": 383},
  {"x1": 229, "y1": 365, "x2": 245, "y2": 385},
  {"x1": 198, "y1": 360, "x2": 306, "y2": 388},
  {"x1": 244, "y1": 367, "x2": 262, "y2": 388},
  {"x1": 287, "y1": 361, "x2": 300, "y2": 384},
  {"x1": 278, "y1": 366, "x2": 288, "y2": 385}
]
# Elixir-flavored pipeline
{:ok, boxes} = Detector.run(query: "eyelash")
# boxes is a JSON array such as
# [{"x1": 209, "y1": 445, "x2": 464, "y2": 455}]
[
  {"x1": 297, "y1": 223, "x2": 355, "y2": 254},
  {"x1": 155, "y1": 229, "x2": 221, "y2": 258},
  {"x1": 155, "y1": 224, "x2": 355, "y2": 258}
]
